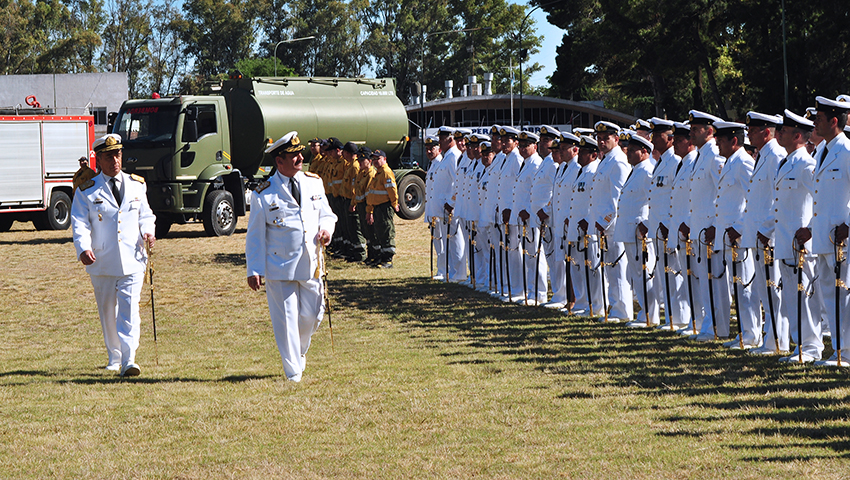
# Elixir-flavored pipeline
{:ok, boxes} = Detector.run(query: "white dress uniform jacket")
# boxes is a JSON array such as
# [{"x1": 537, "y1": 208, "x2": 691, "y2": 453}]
[
  {"x1": 688, "y1": 139, "x2": 724, "y2": 234},
  {"x1": 72, "y1": 171, "x2": 156, "y2": 276},
  {"x1": 246, "y1": 171, "x2": 337, "y2": 281},
  {"x1": 424, "y1": 153, "x2": 443, "y2": 221},
  {"x1": 741, "y1": 138, "x2": 785, "y2": 248},
  {"x1": 810, "y1": 134, "x2": 850, "y2": 255},
  {"x1": 589, "y1": 146, "x2": 630, "y2": 234},
  {"x1": 647, "y1": 146, "x2": 680, "y2": 241},
  {"x1": 669, "y1": 149, "x2": 698, "y2": 250},
  {"x1": 714, "y1": 148, "x2": 755, "y2": 236},
  {"x1": 614, "y1": 159, "x2": 656, "y2": 244}
]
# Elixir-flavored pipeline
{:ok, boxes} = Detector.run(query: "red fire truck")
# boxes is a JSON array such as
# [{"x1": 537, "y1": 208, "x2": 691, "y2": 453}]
[{"x1": 0, "y1": 109, "x2": 95, "y2": 231}]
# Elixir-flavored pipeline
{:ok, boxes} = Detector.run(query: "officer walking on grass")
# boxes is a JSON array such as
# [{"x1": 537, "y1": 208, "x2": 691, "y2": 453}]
[
  {"x1": 71, "y1": 134, "x2": 156, "y2": 377},
  {"x1": 246, "y1": 131, "x2": 337, "y2": 382}
]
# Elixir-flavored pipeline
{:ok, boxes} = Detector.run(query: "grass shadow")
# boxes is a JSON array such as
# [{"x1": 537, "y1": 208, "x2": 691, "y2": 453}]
[{"x1": 330, "y1": 275, "x2": 850, "y2": 458}]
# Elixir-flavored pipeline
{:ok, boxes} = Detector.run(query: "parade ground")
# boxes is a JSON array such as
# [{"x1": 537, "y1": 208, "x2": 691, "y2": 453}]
[{"x1": 1, "y1": 215, "x2": 849, "y2": 479}]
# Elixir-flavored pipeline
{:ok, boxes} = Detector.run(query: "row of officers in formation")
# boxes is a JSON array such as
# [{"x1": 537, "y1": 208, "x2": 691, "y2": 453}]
[
  {"x1": 423, "y1": 94, "x2": 850, "y2": 367},
  {"x1": 303, "y1": 138, "x2": 400, "y2": 269}
]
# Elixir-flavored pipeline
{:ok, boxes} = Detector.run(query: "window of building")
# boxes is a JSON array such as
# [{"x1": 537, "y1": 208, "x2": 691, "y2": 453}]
[{"x1": 92, "y1": 106, "x2": 107, "y2": 125}]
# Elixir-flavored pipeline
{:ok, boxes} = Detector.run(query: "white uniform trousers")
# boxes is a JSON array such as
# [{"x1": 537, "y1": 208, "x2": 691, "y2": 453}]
[
  {"x1": 813, "y1": 254, "x2": 849, "y2": 359},
  {"x1": 547, "y1": 233, "x2": 568, "y2": 305},
  {"x1": 492, "y1": 224, "x2": 509, "y2": 296},
  {"x1": 697, "y1": 250, "x2": 732, "y2": 338},
  {"x1": 90, "y1": 272, "x2": 144, "y2": 368},
  {"x1": 474, "y1": 223, "x2": 493, "y2": 290},
  {"x1": 521, "y1": 226, "x2": 547, "y2": 304},
  {"x1": 432, "y1": 218, "x2": 446, "y2": 279},
  {"x1": 572, "y1": 239, "x2": 605, "y2": 316},
  {"x1": 265, "y1": 279, "x2": 324, "y2": 380},
  {"x1": 753, "y1": 250, "x2": 785, "y2": 350},
  {"x1": 626, "y1": 241, "x2": 661, "y2": 325},
  {"x1": 456, "y1": 219, "x2": 470, "y2": 281},
  {"x1": 728, "y1": 248, "x2": 761, "y2": 346},
  {"x1": 676, "y1": 247, "x2": 702, "y2": 331},
  {"x1": 446, "y1": 217, "x2": 467, "y2": 282},
  {"x1": 780, "y1": 258, "x2": 820, "y2": 358},
  {"x1": 658, "y1": 246, "x2": 690, "y2": 329},
  {"x1": 505, "y1": 225, "x2": 524, "y2": 297},
  {"x1": 604, "y1": 240, "x2": 633, "y2": 321}
]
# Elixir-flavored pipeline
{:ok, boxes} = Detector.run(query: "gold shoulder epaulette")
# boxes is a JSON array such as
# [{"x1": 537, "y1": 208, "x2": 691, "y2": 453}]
[
  {"x1": 304, "y1": 171, "x2": 320, "y2": 179},
  {"x1": 256, "y1": 180, "x2": 271, "y2": 192},
  {"x1": 129, "y1": 173, "x2": 145, "y2": 183},
  {"x1": 80, "y1": 179, "x2": 96, "y2": 191}
]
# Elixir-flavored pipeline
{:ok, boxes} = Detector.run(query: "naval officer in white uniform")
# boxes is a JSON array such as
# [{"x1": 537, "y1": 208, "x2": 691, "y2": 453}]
[
  {"x1": 71, "y1": 133, "x2": 156, "y2": 377},
  {"x1": 246, "y1": 131, "x2": 337, "y2": 382}
]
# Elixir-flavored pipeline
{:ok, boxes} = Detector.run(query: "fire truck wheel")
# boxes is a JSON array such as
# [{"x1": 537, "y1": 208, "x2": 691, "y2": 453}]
[{"x1": 34, "y1": 191, "x2": 72, "y2": 231}]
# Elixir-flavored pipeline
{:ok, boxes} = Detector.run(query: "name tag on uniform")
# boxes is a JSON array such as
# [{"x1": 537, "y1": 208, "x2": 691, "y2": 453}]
[
  {"x1": 94, "y1": 199, "x2": 104, "y2": 204},
  {"x1": 269, "y1": 202, "x2": 279, "y2": 211}
]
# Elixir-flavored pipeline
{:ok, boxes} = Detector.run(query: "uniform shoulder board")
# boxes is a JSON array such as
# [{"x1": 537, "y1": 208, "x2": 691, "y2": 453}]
[
  {"x1": 80, "y1": 179, "x2": 96, "y2": 191},
  {"x1": 304, "y1": 171, "x2": 320, "y2": 179},
  {"x1": 255, "y1": 180, "x2": 271, "y2": 193},
  {"x1": 129, "y1": 173, "x2": 145, "y2": 183}
]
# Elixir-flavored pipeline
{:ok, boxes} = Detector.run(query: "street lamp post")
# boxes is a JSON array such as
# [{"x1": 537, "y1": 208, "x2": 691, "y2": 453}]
[
  {"x1": 274, "y1": 35, "x2": 316, "y2": 76},
  {"x1": 518, "y1": 0, "x2": 560, "y2": 128}
]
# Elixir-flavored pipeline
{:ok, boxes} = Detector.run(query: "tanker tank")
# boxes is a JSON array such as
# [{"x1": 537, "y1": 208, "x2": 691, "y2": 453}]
[{"x1": 221, "y1": 76, "x2": 408, "y2": 177}]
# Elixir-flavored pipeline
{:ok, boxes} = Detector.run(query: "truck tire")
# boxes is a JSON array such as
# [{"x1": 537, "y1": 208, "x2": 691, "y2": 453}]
[
  {"x1": 203, "y1": 190, "x2": 237, "y2": 236},
  {"x1": 0, "y1": 215, "x2": 13, "y2": 232},
  {"x1": 34, "y1": 191, "x2": 72, "y2": 230},
  {"x1": 397, "y1": 174, "x2": 425, "y2": 220}
]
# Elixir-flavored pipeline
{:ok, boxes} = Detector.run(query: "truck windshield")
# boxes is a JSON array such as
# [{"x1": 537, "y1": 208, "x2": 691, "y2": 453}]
[{"x1": 114, "y1": 105, "x2": 180, "y2": 146}]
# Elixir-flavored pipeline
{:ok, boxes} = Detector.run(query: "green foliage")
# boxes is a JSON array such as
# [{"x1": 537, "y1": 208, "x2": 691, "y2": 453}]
[
  {"x1": 179, "y1": 0, "x2": 254, "y2": 78},
  {"x1": 360, "y1": 0, "x2": 543, "y2": 103},
  {"x1": 100, "y1": 0, "x2": 153, "y2": 97},
  {"x1": 146, "y1": 0, "x2": 187, "y2": 96},
  {"x1": 235, "y1": 56, "x2": 295, "y2": 78},
  {"x1": 542, "y1": 0, "x2": 850, "y2": 120}
]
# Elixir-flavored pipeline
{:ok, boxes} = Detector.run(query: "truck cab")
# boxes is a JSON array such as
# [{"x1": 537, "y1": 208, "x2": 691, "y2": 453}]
[{"x1": 113, "y1": 97, "x2": 245, "y2": 237}]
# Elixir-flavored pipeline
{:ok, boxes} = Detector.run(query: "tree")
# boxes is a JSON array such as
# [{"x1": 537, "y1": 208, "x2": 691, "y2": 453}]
[
  {"x1": 63, "y1": 0, "x2": 106, "y2": 72},
  {"x1": 360, "y1": 0, "x2": 543, "y2": 104},
  {"x1": 271, "y1": 0, "x2": 366, "y2": 77},
  {"x1": 146, "y1": 0, "x2": 187, "y2": 96},
  {"x1": 179, "y1": 0, "x2": 255, "y2": 78},
  {"x1": 100, "y1": 0, "x2": 152, "y2": 97},
  {"x1": 541, "y1": 0, "x2": 850, "y2": 120}
]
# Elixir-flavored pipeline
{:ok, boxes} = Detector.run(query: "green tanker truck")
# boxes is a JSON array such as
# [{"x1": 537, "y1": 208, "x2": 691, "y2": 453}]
[{"x1": 111, "y1": 75, "x2": 425, "y2": 237}]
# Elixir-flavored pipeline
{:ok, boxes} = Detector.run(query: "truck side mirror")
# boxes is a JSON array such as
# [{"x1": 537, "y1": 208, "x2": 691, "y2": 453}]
[
  {"x1": 183, "y1": 106, "x2": 199, "y2": 142},
  {"x1": 107, "y1": 112, "x2": 117, "y2": 132}
]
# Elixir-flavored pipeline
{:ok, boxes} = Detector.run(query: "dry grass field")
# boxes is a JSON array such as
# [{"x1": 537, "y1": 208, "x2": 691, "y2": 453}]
[{"x1": 1, "y1": 214, "x2": 849, "y2": 479}]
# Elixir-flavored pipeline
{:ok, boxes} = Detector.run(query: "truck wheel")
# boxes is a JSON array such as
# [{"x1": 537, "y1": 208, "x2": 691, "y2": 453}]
[
  {"x1": 203, "y1": 190, "x2": 237, "y2": 236},
  {"x1": 34, "y1": 191, "x2": 72, "y2": 230},
  {"x1": 397, "y1": 174, "x2": 425, "y2": 220},
  {"x1": 0, "y1": 215, "x2": 13, "y2": 232}
]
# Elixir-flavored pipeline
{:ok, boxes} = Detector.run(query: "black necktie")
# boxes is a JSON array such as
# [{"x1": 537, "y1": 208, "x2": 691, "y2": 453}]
[
  {"x1": 290, "y1": 177, "x2": 301, "y2": 206},
  {"x1": 820, "y1": 146, "x2": 829, "y2": 168},
  {"x1": 110, "y1": 178, "x2": 121, "y2": 205}
]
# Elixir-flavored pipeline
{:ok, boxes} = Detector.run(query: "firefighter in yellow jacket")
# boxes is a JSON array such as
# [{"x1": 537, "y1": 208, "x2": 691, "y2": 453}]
[
  {"x1": 340, "y1": 142, "x2": 364, "y2": 261},
  {"x1": 366, "y1": 149, "x2": 399, "y2": 268},
  {"x1": 352, "y1": 147, "x2": 378, "y2": 265}
]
